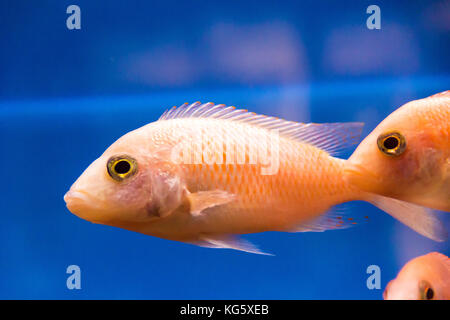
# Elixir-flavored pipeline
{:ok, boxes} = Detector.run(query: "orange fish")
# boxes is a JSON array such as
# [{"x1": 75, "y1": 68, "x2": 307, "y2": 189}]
[
  {"x1": 64, "y1": 102, "x2": 446, "y2": 254},
  {"x1": 384, "y1": 252, "x2": 450, "y2": 300},
  {"x1": 345, "y1": 91, "x2": 450, "y2": 212}
]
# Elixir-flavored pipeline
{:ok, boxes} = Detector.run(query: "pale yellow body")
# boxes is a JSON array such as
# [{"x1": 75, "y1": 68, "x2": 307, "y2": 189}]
[{"x1": 112, "y1": 118, "x2": 360, "y2": 242}]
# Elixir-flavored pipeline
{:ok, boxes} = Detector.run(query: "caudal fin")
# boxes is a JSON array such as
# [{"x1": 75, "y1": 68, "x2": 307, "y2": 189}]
[{"x1": 368, "y1": 194, "x2": 447, "y2": 242}]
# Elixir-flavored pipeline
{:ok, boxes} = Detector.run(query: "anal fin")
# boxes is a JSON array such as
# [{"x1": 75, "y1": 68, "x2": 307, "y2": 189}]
[
  {"x1": 195, "y1": 235, "x2": 273, "y2": 256},
  {"x1": 287, "y1": 204, "x2": 364, "y2": 232}
]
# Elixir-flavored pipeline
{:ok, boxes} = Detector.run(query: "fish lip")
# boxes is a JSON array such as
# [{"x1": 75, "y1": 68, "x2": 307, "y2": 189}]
[
  {"x1": 64, "y1": 189, "x2": 108, "y2": 212},
  {"x1": 64, "y1": 189, "x2": 92, "y2": 205}
]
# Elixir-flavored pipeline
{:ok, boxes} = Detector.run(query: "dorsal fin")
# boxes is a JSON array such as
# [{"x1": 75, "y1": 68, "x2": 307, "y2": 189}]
[{"x1": 159, "y1": 102, "x2": 364, "y2": 155}]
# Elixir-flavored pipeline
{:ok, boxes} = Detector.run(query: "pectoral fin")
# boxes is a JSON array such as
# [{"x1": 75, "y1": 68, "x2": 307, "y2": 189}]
[
  {"x1": 368, "y1": 194, "x2": 447, "y2": 242},
  {"x1": 187, "y1": 189, "x2": 237, "y2": 216}
]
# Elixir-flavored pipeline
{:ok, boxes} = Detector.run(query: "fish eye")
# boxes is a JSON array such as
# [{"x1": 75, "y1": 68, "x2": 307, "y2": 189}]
[
  {"x1": 419, "y1": 280, "x2": 434, "y2": 300},
  {"x1": 107, "y1": 155, "x2": 138, "y2": 181},
  {"x1": 377, "y1": 131, "x2": 406, "y2": 156},
  {"x1": 425, "y1": 287, "x2": 434, "y2": 300}
]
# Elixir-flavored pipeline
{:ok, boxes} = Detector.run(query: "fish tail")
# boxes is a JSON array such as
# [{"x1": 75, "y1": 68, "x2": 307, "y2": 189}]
[{"x1": 365, "y1": 193, "x2": 447, "y2": 242}]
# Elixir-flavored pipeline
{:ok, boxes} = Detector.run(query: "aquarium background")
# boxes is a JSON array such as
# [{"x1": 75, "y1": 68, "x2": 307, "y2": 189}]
[{"x1": 0, "y1": 0, "x2": 449, "y2": 299}]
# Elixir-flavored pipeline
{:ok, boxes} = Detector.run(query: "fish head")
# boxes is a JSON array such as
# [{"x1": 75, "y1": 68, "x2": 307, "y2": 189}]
[
  {"x1": 344, "y1": 99, "x2": 446, "y2": 204},
  {"x1": 383, "y1": 278, "x2": 421, "y2": 300},
  {"x1": 384, "y1": 278, "x2": 440, "y2": 300},
  {"x1": 64, "y1": 129, "x2": 176, "y2": 225},
  {"x1": 383, "y1": 253, "x2": 449, "y2": 300}
]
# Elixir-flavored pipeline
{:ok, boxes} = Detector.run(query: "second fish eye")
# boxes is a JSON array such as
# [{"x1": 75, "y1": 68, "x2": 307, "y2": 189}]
[
  {"x1": 419, "y1": 280, "x2": 434, "y2": 300},
  {"x1": 107, "y1": 155, "x2": 138, "y2": 181},
  {"x1": 377, "y1": 131, "x2": 406, "y2": 156},
  {"x1": 424, "y1": 287, "x2": 434, "y2": 300}
]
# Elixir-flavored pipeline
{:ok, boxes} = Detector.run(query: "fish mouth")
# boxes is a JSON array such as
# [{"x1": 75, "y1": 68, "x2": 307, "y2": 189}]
[
  {"x1": 64, "y1": 189, "x2": 104, "y2": 216},
  {"x1": 64, "y1": 189, "x2": 92, "y2": 206},
  {"x1": 64, "y1": 188, "x2": 117, "y2": 225},
  {"x1": 64, "y1": 189, "x2": 90, "y2": 204},
  {"x1": 343, "y1": 163, "x2": 370, "y2": 178},
  {"x1": 343, "y1": 163, "x2": 381, "y2": 193},
  {"x1": 343, "y1": 164, "x2": 366, "y2": 179}
]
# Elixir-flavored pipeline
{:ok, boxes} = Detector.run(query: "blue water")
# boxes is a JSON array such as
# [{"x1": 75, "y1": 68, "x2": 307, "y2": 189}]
[{"x1": 0, "y1": 1, "x2": 449, "y2": 299}]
